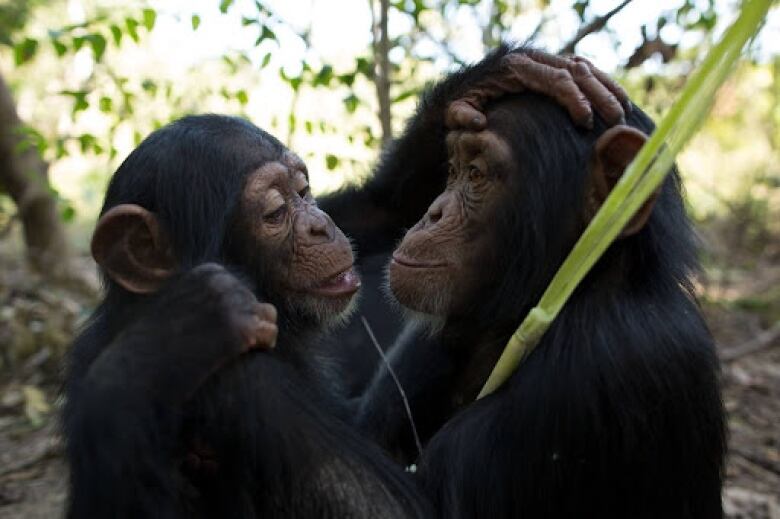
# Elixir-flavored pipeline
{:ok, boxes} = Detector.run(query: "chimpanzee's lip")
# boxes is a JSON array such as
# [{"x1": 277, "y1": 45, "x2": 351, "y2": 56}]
[
  {"x1": 391, "y1": 252, "x2": 448, "y2": 269},
  {"x1": 310, "y1": 266, "x2": 361, "y2": 297}
]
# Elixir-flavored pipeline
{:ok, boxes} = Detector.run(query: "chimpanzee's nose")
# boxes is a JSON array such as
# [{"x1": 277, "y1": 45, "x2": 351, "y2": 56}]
[
  {"x1": 310, "y1": 211, "x2": 328, "y2": 236},
  {"x1": 298, "y1": 206, "x2": 334, "y2": 243},
  {"x1": 425, "y1": 193, "x2": 451, "y2": 226}
]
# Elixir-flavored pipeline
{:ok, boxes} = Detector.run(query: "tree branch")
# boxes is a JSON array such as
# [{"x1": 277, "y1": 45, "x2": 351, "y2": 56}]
[
  {"x1": 0, "y1": 70, "x2": 71, "y2": 279},
  {"x1": 559, "y1": 0, "x2": 634, "y2": 55},
  {"x1": 370, "y1": 0, "x2": 393, "y2": 148}
]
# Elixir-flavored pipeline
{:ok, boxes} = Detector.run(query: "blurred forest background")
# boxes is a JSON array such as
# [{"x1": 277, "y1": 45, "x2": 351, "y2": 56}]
[{"x1": 0, "y1": 0, "x2": 778, "y2": 517}]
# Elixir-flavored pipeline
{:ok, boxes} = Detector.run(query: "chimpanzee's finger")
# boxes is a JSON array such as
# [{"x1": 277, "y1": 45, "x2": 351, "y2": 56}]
[
  {"x1": 567, "y1": 60, "x2": 625, "y2": 126},
  {"x1": 522, "y1": 49, "x2": 572, "y2": 69},
  {"x1": 254, "y1": 302, "x2": 277, "y2": 325},
  {"x1": 445, "y1": 100, "x2": 487, "y2": 131},
  {"x1": 503, "y1": 54, "x2": 593, "y2": 128},
  {"x1": 246, "y1": 319, "x2": 278, "y2": 350},
  {"x1": 573, "y1": 56, "x2": 631, "y2": 112}
]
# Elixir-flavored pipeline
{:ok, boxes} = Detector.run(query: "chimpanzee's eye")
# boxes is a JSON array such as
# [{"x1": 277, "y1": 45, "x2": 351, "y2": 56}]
[
  {"x1": 468, "y1": 164, "x2": 484, "y2": 181},
  {"x1": 263, "y1": 205, "x2": 287, "y2": 224},
  {"x1": 298, "y1": 185, "x2": 311, "y2": 199}
]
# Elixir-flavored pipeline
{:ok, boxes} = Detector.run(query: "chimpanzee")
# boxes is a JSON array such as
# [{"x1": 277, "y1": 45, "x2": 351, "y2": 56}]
[
  {"x1": 64, "y1": 48, "x2": 628, "y2": 517},
  {"x1": 321, "y1": 47, "x2": 630, "y2": 396},
  {"x1": 347, "y1": 93, "x2": 727, "y2": 516},
  {"x1": 64, "y1": 116, "x2": 437, "y2": 518}
]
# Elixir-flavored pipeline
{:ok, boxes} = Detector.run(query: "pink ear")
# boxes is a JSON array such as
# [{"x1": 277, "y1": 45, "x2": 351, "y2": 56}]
[
  {"x1": 590, "y1": 125, "x2": 658, "y2": 237},
  {"x1": 91, "y1": 204, "x2": 176, "y2": 293}
]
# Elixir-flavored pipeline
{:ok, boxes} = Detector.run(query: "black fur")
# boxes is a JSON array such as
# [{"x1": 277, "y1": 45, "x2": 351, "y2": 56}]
[
  {"x1": 64, "y1": 44, "x2": 726, "y2": 518},
  {"x1": 63, "y1": 115, "x2": 431, "y2": 518},
  {"x1": 354, "y1": 91, "x2": 726, "y2": 517}
]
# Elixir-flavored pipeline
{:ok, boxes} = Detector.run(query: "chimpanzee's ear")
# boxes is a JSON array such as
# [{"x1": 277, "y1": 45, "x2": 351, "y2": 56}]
[
  {"x1": 91, "y1": 204, "x2": 176, "y2": 293},
  {"x1": 588, "y1": 125, "x2": 658, "y2": 237}
]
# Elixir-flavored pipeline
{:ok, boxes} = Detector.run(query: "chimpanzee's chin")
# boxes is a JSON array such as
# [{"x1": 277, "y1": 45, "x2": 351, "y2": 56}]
[{"x1": 284, "y1": 291, "x2": 358, "y2": 332}]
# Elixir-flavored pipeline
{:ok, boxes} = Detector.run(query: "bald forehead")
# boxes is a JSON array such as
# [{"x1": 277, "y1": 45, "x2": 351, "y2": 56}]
[
  {"x1": 446, "y1": 130, "x2": 513, "y2": 164},
  {"x1": 244, "y1": 154, "x2": 308, "y2": 197}
]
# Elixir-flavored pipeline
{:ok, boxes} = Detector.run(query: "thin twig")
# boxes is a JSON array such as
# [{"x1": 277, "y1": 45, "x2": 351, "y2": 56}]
[
  {"x1": 720, "y1": 321, "x2": 780, "y2": 362},
  {"x1": 559, "y1": 0, "x2": 634, "y2": 54},
  {"x1": 361, "y1": 316, "x2": 423, "y2": 457},
  {"x1": 527, "y1": 13, "x2": 549, "y2": 43}
]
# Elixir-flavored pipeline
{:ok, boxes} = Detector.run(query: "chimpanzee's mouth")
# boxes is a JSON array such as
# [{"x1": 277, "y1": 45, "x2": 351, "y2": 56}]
[
  {"x1": 310, "y1": 266, "x2": 361, "y2": 297},
  {"x1": 391, "y1": 252, "x2": 448, "y2": 269}
]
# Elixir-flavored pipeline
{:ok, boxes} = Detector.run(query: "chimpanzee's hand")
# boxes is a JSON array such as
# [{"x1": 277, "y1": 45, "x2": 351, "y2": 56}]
[
  {"x1": 84, "y1": 264, "x2": 278, "y2": 408},
  {"x1": 190, "y1": 263, "x2": 278, "y2": 353},
  {"x1": 446, "y1": 50, "x2": 630, "y2": 131}
]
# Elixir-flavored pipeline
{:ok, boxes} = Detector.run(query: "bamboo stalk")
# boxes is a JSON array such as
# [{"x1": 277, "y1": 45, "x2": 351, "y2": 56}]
[{"x1": 478, "y1": 0, "x2": 772, "y2": 399}]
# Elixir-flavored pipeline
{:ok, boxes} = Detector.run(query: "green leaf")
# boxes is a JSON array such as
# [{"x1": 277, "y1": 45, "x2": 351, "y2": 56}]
[
  {"x1": 109, "y1": 24, "x2": 122, "y2": 46},
  {"x1": 304, "y1": 120, "x2": 313, "y2": 134},
  {"x1": 219, "y1": 0, "x2": 233, "y2": 13},
  {"x1": 78, "y1": 133, "x2": 97, "y2": 153},
  {"x1": 325, "y1": 154, "x2": 339, "y2": 170},
  {"x1": 12, "y1": 125, "x2": 47, "y2": 156},
  {"x1": 392, "y1": 88, "x2": 418, "y2": 103},
  {"x1": 191, "y1": 14, "x2": 201, "y2": 30},
  {"x1": 61, "y1": 205, "x2": 76, "y2": 222},
  {"x1": 62, "y1": 90, "x2": 90, "y2": 114},
  {"x1": 141, "y1": 79, "x2": 157, "y2": 94},
  {"x1": 236, "y1": 90, "x2": 249, "y2": 105},
  {"x1": 343, "y1": 93, "x2": 359, "y2": 114},
  {"x1": 13, "y1": 38, "x2": 38, "y2": 65},
  {"x1": 355, "y1": 56, "x2": 373, "y2": 77},
  {"x1": 255, "y1": 1, "x2": 272, "y2": 16},
  {"x1": 142, "y1": 9, "x2": 157, "y2": 31},
  {"x1": 87, "y1": 33, "x2": 107, "y2": 61},
  {"x1": 573, "y1": 0, "x2": 588, "y2": 21},
  {"x1": 72, "y1": 36, "x2": 85, "y2": 51},
  {"x1": 280, "y1": 69, "x2": 303, "y2": 91},
  {"x1": 260, "y1": 52, "x2": 272, "y2": 68},
  {"x1": 125, "y1": 18, "x2": 140, "y2": 43},
  {"x1": 99, "y1": 96, "x2": 113, "y2": 112},
  {"x1": 55, "y1": 139, "x2": 67, "y2": 159},
  {"x1": 52, "y1": 39, "x2": 67, "y2": 57},
  {"x1": 338, "y1": 73, "x2": 356, "y2": 87},
  {"x1": 313, "y1": 65, "x2": 333, "y2": 87},
  {"x1": 242, "y1": 16, "x2": 256, "y2": 26},
  {"x1": 258, "y1": 25, "x2": 276, "y2": 44}
]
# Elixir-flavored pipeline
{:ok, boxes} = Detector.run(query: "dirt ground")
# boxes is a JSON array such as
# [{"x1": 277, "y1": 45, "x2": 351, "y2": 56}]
[{"x1": 0, "y1": 249, "x2": 778, "y2": 518}]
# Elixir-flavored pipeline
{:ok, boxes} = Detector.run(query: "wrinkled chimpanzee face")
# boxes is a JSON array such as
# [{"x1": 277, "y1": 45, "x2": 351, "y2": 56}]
[
  {"x1": 238, "y1": 152, "x2": 361, "y2": 328},
  {"x1": 388, "y1": 130, "x2": 512, "y2": 317}
]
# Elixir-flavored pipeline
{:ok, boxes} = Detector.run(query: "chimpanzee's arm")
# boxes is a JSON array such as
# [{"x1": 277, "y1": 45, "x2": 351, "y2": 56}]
[
  {"x1": 318, "y1": 46, "x2": 512, "y2": 256},
  {"x1": 65, "y1": 264, "x2": 275, "y2": 518},
  {"x1": 319, "y1": 45, "x2": 629, "y2": 257}
]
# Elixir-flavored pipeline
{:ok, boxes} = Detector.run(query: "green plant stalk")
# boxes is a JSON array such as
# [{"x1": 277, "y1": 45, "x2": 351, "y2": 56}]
[{"x1": 478, "y1": 0, "x2": 772, "y2": 399}]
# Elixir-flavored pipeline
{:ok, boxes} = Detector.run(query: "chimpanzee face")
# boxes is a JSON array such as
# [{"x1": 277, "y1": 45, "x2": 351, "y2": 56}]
[
  {"x1": 389, "y1": 109, "x2": 655, "y2": 321},
  {"x1": 237, "y1": 152, "x2": 360, "y2": 328},
  {"x1": 388, "y1": 130, "x2": 512, "y2": 317},
  {"x1": 91, "y1": 143, "x2": 360, "y2": 332}
]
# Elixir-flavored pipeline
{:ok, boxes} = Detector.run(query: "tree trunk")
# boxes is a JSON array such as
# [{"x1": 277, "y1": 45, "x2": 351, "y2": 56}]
[
  {"x1": 0, "y1": 70, "x2": 71, "y2": 278},
  {"x1": 371, "y1": 0, "x2": 392, "y2": 148}
]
